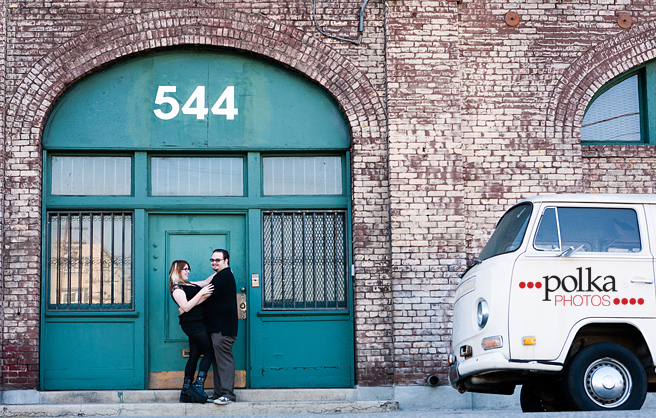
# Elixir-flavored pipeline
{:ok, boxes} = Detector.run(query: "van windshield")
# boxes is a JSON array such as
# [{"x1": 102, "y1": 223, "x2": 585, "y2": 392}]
[{"x1": 479, "y1": 203, "x2": 532, "y2": 261}]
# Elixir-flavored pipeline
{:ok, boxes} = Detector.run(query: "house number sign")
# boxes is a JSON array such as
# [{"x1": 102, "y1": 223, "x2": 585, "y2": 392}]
[{"x1": 153, "y1": 85, "x2": 239, "y2": 121}]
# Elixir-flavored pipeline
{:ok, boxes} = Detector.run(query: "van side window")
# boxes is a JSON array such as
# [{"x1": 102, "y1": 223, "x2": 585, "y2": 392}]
[
  {"x1": 534, "y1": 208, "x2": 560, "y2": 250},
  {"x1": 534, "y1": 207, "x2": 641, "y2": 253}
]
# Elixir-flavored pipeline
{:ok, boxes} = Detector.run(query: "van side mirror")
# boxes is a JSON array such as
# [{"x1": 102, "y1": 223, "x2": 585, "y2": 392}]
[{"x1": 558, "y1": 244, "x2": 585, "y2": 257}]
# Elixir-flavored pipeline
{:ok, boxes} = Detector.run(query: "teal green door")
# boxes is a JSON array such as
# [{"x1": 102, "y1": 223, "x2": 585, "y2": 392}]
[
  {"x1": 147, "y1": 214, "x2": 247, "y2": 389},
  {"x1": 249, "y1": 210, "x2": 354, "y2": 388}
]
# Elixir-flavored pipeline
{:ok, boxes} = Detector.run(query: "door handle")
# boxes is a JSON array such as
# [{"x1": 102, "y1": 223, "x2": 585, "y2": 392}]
[
  {"x1": 630, "y1": 278, "x2": 654, "y2": 284},
  {"x1": 237, "y1": 294, "x2": 247, "y2": 320}
]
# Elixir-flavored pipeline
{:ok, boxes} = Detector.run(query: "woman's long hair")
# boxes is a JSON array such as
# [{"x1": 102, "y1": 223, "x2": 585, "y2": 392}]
[{"x1": 169, "y1": 260, "x2": 190, "y2": 292}]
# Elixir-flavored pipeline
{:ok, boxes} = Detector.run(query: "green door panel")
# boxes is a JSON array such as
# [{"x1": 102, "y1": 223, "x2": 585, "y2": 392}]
[
  {"x1": 250, "y1": 314, "x2": 353, "y2": 388},
  {"x1": 43, "y1": 50, "x2": 349, "y2": 151},
  {"x1": 247, "y1": 208, "x2": 354, "y2": 388},
  {"x1": 147, "y1": 214, "x2": 246, "y2": 383},
  {"x1": 42, "y1": 318, "x2": 143, "y2": 389}
]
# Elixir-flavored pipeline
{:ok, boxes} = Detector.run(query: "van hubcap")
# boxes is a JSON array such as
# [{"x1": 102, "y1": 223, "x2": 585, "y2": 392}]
[{"x1": 585, "y1": 357, "x2": 632, "y2": 407}]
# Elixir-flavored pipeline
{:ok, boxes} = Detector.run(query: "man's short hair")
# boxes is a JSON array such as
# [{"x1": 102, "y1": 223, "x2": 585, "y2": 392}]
[{"x1": 213, "y1": 248, "x2": 229, "y2": 264}]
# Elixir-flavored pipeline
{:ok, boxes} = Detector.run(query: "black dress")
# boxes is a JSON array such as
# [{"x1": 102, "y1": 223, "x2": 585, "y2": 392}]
[{"x1": 171, "y1": 283, "x2": 206, "y2": 335}]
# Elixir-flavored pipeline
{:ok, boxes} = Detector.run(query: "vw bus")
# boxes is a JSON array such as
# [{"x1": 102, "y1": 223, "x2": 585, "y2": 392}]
[{"x1": 449, "y1": 194, "x2": 656, "y2": 411}]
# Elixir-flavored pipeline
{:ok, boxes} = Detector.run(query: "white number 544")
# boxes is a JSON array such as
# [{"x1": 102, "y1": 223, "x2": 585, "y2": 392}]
[{"x1": 153, "y1": 85, "x2": 238, "y2": 121}]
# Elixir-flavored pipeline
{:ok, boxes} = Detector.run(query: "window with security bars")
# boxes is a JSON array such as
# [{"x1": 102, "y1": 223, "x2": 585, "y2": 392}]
[
  {"x1": 47, "y1": 212, "x2": 133, "y2": 311},
  {"x1": 262, "y1": 211, "x2": 348, "y2": 310}
]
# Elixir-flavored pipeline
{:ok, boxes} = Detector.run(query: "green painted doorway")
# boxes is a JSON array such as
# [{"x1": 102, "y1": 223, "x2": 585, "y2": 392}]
[
  {"x1": 147, "y1": 214, "x2": 247, "y2": 389},
  {"x1": 41, "y1": 49, "x2": 354, "y2": 390}
]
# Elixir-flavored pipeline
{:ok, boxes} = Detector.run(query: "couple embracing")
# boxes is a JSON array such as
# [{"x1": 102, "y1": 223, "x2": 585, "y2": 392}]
[{"x1": 168, "y1": 249, "x2": 238, "y2": 405}]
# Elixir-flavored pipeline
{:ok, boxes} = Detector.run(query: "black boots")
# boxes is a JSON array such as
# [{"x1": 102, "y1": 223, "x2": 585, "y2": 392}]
[
  {"x1": 180, "y1": 372, "x2": 208, "y2": 403},
  {"x1": 180, "y1": 376, "x2": 194, "y2": 403},
  {"x1": 190, "y1": 371, "x2": 208, "y2": 403}
]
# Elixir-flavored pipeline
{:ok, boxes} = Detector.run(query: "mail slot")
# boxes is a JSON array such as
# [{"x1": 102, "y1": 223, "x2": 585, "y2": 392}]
[{"x1": 182, "y1": 349, "x2": 204, "y2": 358}]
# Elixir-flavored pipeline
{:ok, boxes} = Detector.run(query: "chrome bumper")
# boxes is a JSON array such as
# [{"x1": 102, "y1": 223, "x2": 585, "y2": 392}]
[
  {"x1": 448, "y1": 352, "x2": 563, "y2": 391},
  {"x1": 448, "y1": 362, "x2": 460, "y2": 389}
]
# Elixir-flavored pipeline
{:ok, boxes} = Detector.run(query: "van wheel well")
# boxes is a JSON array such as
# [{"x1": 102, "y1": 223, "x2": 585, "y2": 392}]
[{"x1": 567, "y1": 323, "x2": 654, "y2": 377}]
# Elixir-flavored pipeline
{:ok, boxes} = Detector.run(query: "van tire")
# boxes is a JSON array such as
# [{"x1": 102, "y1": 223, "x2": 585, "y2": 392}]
[
  {"x1": 520, "y1": 382, "x2": 570, "y2": 412},
  {"x1": 563, "y1": 342, "x2": 647, "y2": 411},
  {"x1": 520, "y1": 385, "x2": 544, "y2": 412}
]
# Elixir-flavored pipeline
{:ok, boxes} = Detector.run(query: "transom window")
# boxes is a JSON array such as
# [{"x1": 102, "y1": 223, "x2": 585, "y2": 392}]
[
  {"x1": 263, "y1": 156, "x2": 342, "y2": 195},
  {"x1": 151, "y1": 157, "x2": 243, "y2": 196},
  {"x1": 51, "y1": 156, "x2": 131, "y2": 196}
]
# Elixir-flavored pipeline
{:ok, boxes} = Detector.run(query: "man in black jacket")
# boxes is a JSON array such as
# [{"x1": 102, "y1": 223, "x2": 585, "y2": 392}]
[{"x1": 203, "y1": 249, "x2": 238, "y2": 405}]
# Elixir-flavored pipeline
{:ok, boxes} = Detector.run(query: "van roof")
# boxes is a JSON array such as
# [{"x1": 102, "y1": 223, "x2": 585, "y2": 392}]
[{"x1": 520, "y1": 194, "x2": 656, "y2": 205}]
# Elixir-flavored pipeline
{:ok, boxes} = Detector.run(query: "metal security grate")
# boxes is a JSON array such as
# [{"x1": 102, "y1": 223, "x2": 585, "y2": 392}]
[
  {"x1": 262, "y1": 211, "x2": 348, "y2": 310},
  {"x1": 47, "y1": 212, "x2": 133, "y2": 311}
]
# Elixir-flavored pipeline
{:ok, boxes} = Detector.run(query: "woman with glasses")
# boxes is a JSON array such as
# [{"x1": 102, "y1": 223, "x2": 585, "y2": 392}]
[{"x1": 169, "y1": 260, "x2": 214, "y2": 403}]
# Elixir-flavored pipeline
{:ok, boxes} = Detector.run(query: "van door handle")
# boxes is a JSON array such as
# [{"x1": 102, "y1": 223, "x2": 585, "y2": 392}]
[{"x1": 630, "y1": 278, "x2": 654, "y2": 284}]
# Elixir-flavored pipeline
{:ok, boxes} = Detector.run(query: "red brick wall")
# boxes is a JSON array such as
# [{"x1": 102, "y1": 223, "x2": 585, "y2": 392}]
[
  {"x1": 5, "y1": 0, "x2": 656, "y2": 390},
  {"x1": 0, "y1": 4, "x2": 390, "y2": 389},
  {"x1": 462, "y1": 1, "x2": 656, "y2": 258}
]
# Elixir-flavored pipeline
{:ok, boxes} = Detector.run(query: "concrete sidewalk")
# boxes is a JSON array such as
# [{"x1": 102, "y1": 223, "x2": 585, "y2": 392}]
[
  {"x1": 1, "y1": 388, "x2": 399, "y2": 417},
  {"x1": 0, "y1": 386, "x2": 522, "y2": 416},
  {"x1": 4, "y1": 385, "x2": 656, "y2": 416}
]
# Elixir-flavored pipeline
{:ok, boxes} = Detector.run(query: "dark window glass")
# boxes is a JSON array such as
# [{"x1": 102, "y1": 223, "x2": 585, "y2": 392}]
[
  {"x1": 479, "y1": 203, "x2": 532, "y2": 261},
  {"x1": 558, "y1": 208, "x2": 641, "y2": 253}
]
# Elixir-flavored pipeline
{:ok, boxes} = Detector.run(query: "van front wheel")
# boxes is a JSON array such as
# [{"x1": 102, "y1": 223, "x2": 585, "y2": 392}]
[
  {"x1": 564, "y1": 342, "x2": 647, "y2": 410},
  {"x1": 520, "y1": 382, "x2": 569, "y2": 412}
]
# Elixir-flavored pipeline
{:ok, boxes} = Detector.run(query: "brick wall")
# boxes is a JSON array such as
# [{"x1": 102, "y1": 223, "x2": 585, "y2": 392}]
[
  {"x1": 0, "y1": 0, "x2": 5, "y2": 390},
  {"x1": 386, "y1": 0, "x2": 463, "y2": 385},
  {"x1": 462, "y1": 1, "x2": 656, "y2": 258},
  {"x1": 0, "y1": 2, "x2": 391, "y2": 389},
  {"x1": 583, "y1": 146, "x2": 656, "y2": 193},
  {"x1": 4, "y1": 0, "x2": 656, "y2": 391}
]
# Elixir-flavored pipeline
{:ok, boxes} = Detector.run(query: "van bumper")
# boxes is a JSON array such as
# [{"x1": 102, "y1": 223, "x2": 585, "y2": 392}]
[{"x1": 449, "y1": 352, "x2": 563, "y2": 393}]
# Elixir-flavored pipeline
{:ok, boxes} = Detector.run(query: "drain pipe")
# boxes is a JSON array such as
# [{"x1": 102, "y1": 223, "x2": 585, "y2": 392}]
[
  {"x1": 313, "y1": 0, "x2": 380, "y2": 44},
  {"x1": 427, "y1": 375, "x2": 440, "y2": 387}
]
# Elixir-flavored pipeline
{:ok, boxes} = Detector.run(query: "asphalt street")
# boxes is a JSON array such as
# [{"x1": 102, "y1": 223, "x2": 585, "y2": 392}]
[{"x1": 51, "y1": 410, "x2": 656, "y2": 418}]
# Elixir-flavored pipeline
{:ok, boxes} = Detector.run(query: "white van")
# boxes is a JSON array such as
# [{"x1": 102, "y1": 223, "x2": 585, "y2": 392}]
[{"x1": 449, "y1": 194, "x2": 656, "y2": 411}]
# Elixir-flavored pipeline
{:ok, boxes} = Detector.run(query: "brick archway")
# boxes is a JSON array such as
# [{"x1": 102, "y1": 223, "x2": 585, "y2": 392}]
[
  {"x1": 2, "y1": 8, "x2": 391, "y2": 389},
  {"x1": 547, "y1": 19, "x2": 656, "y2": 147}
]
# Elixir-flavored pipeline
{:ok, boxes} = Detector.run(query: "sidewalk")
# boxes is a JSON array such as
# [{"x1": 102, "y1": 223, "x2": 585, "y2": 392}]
[
  {"x1": 1, "y1": 388, "x2": 399, "y2": 416},
  {"x1": 11, "y1": 385, "x2": 656, "y2": 416},
  {"x1": 0, "y1": 385, "x2": 526, "y2": 416}
]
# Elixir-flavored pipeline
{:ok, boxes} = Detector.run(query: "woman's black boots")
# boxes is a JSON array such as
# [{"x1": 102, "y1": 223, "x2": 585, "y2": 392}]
[
  {"x1": 189, "y1": 371, "x2": 209, "y2": 403},
  {"x1": 180, "y1": 376, "x2": 194, "y2": 403},
  {"x1": 180, "y1": 372, "x2": 208, "y2": 403}
]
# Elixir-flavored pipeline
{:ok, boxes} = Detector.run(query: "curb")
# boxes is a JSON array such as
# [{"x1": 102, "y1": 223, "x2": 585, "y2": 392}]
[{"x1": 0, "y1": 400, "x2": 399, "y2": 417}]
